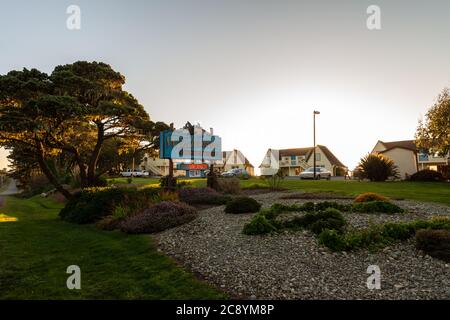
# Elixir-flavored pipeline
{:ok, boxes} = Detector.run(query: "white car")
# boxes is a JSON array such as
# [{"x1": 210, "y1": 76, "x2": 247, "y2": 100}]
[
  {"x1": 299, "y1": 167, "x2": 331, "y2": 180},
  {"x1": 120, "y1": 169, "x2": 149, "y2": 177}
]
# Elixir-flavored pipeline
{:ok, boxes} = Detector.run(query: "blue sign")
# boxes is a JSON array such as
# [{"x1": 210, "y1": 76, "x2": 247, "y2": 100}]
[{"x1": 159, "y1": 129, "x2": 222, "y2": 161}]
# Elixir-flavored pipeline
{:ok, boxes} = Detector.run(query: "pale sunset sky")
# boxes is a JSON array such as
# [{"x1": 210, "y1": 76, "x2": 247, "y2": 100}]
[{"x1": 1, "y1": 0, "x2": 449, "y2": 172}]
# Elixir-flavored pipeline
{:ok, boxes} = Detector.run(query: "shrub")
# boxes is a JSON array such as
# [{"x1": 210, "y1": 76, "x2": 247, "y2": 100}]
[
  {"x1": 262, "y1": 169, "x2": 285, "y2": 190},
  {"x1": 318, "y1": 229, "x2": 348, "y2": 251},
  {"x1": 177, "y1": 187, "x2": 231, "y2": 206},
  {"x1": 356, "y1": 153, "x2": 399, "y2": 181},
  {"x1": 309, "y1": 209, "x2": 347, "y2": 234},
  {"x1": 225, "y1": 197, "x2": 261, "y2": 214},
  {"x1": 242, "y1": 212, "x2": 277, "y2": 235},
  {"x1": 314, "y1": 201, "x2": 352, "y2": 212},
  {"x1": 318, "y1": 217, "x2": 450, "y2": 252},
  {"x1": 206, "y1": 170, "x2": 220, "y2": 191},
  {"x1": 217, "y1": 177, "x2": 241, "y2": 194},
  {"x1": 59, "y1": 187, "x2": 159, "y2": 224},
  {"x1": 409, "y1": 169, "x2": 445, "y2": 182},
  {"x1": 381, "y1": 222, "x2": 415, "y2": 240},
  {"x1": 159, "y1": 175, "x2": 177, "y2": 190},
  {"x1": 243, "y1": 203, "x2": 346, "y2": 235},
  {"x1": 120, "y1": 201, "x2": 198, "y2": 234},
  {"x1": 415, "y1": 229, "x2": 450, "y2": 262},
  {"x1": 352, "y1": 201, "x2": 404, "y2": 214},
  {"x1": 282, "y1": 208, "x2": 346, "y2": 234},
  {"x1": 354, "y1": 192, "x2": 389, "y2": 203}
]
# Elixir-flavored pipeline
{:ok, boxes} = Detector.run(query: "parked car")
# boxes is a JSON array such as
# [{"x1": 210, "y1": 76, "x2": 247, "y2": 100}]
[
  {"x1": 221, "y1": 168, "x2": 250, "y2": 179},
  {"x1": 299, "y1": 167, "x2": 331, "y2": 180},
  {"x1": 120, "y1": 169, "x2": 150, "y2": 177}
]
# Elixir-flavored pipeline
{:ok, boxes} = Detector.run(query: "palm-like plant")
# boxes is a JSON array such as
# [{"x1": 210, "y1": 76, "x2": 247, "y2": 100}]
[{"x1": 357, "y1": 154, "x2": 399, "y2": 181}]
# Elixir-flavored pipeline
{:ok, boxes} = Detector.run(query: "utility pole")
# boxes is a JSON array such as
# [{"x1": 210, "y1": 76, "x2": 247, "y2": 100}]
[
  {"x1": 168, "y1": 123, "x2": 175, "y2": 189},
  {"x1": 313, "y1": 110, "x2": 320, "y2": 179}
]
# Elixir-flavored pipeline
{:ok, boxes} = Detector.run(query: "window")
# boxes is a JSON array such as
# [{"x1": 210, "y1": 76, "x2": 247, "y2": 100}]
[{"x1": 315, "y1": 153, "x2": 321, "y2": 161}]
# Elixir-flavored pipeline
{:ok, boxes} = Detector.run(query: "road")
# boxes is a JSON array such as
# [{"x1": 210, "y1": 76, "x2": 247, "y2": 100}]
[{"x1": 0, "y1": 179, "x2": 20, "y2": 196}]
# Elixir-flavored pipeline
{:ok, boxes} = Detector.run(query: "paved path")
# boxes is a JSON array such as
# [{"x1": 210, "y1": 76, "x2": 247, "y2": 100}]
[{"x1": 0, "y1": 179, "x2": 19, "y2": 196}]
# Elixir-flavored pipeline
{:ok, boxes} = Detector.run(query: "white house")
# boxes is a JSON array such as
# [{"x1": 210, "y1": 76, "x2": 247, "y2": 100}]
[
  {"x1": 370, "y1": 140, "x2": 449, "y2": 179},
  {"x1": 259, "y1": 145, "x2": 347, "y2": 177}
]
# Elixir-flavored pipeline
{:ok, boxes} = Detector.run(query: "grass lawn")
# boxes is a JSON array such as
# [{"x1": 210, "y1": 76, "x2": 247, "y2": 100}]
[
  {"x1": 109, "y1": 177, "x2": 205, "y2": 187},
  {"x1": 241, "y1": 178, "x2": 450, "y2": 206},
  {"x1": 109, "y1": 177, "x2": 450, "y2": 206},
  {"x1": 0, "y1": 196, "x2": 226, "y2": 299}
]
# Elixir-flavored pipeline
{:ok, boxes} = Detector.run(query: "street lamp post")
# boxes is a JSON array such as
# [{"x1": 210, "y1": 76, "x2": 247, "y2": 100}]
[{"x1": 313, "y1": 110, "x2": 320, "y2": 179}]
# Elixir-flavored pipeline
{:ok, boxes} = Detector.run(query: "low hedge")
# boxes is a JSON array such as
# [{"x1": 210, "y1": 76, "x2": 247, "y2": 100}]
[
  {"x1": 120, "y1": 201, "x2": 198, "y2": 234},
  {"x1": 319, "y1": 217, "x2": 450, "y2": 252},
  {"x1": 242, "y1": 213, "x2": 277, "y2": 235},
  {"x1": 242, "y1": 203, "x2": 346, "y2": 235},
  {"x1": 415, "y1": 229, "x2": 450, "y2": 262},
  {"x1": 59, "y1": 187, "x2": 159, "y2": 224},
  {"x1": 409, "y1": 169, "x2": 445, "y2": 182},
  {"x1": 352, "y1": 201, "x2": 404, "y2": 214},
  {"x1": 225, "y1": 197, "x2": 261, "y2": 214},
  {"x1": 177, "y1": 187, "x2": 231, "y2": 206}
]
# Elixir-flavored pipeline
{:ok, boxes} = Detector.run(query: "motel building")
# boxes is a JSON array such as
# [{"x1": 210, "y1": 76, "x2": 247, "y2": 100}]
[
  {"x1": 259, "y1": 145, "x2": 347, "y2": 177},
  {"x1": 370, "y1": 140, "x2": 449, "y2": 179},
  {"x1": 140, "y1": 149, "x2": 254, "y2": 177}
]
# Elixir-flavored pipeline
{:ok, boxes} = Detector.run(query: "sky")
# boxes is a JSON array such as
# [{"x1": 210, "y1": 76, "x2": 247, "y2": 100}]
[{"x1": 1, "y1": 0, "x2": 449, "y2": 172}]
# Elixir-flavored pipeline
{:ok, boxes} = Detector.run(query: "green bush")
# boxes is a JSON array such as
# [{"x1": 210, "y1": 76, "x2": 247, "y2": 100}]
[
  {"x1": 270, "y1": 201, "x2": 351, "y2": 213},
  {"x1": 310, "y1": 218, "x2": 346, "y2": 235},
  {"x1": 217, "y1": 177, "x2": 241, "y2": 194},
  {"x1": 318, "y1": 217, "x2": 450, "y2": 252},
  {"x1": 314, "y1": 201, "x2": 352, "y2": 212},
  {"x1": 318, "y1": 229, "x2": 348, "y2": 251},
  {"x1": 415, "y1": 229, "x2": 450, "y2": 262},
  {"x1": 242, "y1": 212, "x2": 277, "y2": 235},
  {"x1": 225, "y1": 197, "x2": 262, "y2": 214},
  {"x1": 409, "y1": 169, "x2": 445, "y2": 182},
  {"x1": 59, "y1": 187, "x2": 159, "y2": 224},
  {"x1": 352, "y1": 201, "x2": 404, "y2": 214},
  {"x1": 243, "y1": 204, "x2": 346, "y2": 235},
  {"x1": 381, "y1": 222, "x2": 415, "y2": 240}
]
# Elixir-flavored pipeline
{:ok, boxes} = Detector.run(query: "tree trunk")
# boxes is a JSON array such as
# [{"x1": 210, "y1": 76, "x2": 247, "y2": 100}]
[
  {"x1": 36, "y1": 146, "x2": 73, "y2": 200},
  {"x1": 87, "y1": 122, "x2": 104, "y2": 185}
]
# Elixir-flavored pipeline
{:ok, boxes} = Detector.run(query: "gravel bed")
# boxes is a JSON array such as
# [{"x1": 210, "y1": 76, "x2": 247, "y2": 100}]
[{"x1": 154, "y1": 192, "x2": 450, "y2": 299}]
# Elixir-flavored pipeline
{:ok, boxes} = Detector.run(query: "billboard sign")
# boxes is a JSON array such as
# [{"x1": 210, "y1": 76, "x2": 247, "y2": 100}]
[{"x1": 160, "y1": 126, "x2": 222, "y2": 161}]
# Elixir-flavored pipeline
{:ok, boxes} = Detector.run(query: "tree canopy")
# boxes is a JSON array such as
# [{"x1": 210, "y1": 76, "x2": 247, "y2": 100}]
[
  {"x1": 415, "y1": 88, "x2": 450, "y2": 156},
  {"x1": 0, "y1": 61, "x2": 168, "y2": 198}
]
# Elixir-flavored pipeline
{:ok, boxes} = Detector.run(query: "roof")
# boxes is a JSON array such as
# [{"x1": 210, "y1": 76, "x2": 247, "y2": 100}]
[
  {"x1": 277, "y1": 146, "x2": 346, "y2": 168},
  {"x1": 315, "y1": 145, "x2": 347, "y2": 168},
  {"x1": 279, "y1": 148, "x2": 313, "y2": 158},
  {"x1": 222, "y1": 150, "x2": 254, "y2": 168},
  {"x1": 379, "y1": 140, "x2": 418, "y2": 152}
]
